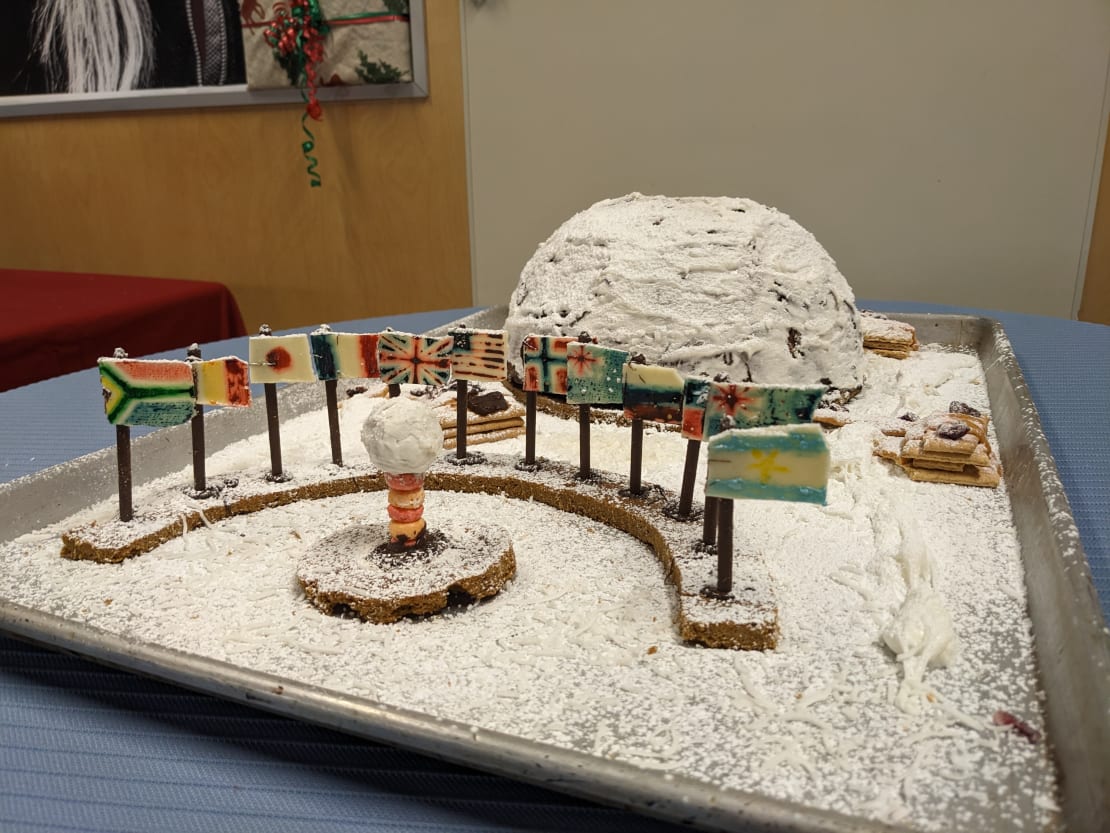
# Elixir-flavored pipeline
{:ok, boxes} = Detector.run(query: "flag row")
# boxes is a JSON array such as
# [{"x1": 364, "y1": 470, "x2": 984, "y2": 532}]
[
  {"x1": 99, "y1": 327, "x2": 509, "y2": 427},
  {"x1": 522, "y1": 334, "x2": 826, "y2": 441},
  {"x1": 99, "y1": 328, "x2": 827, "y2": 444}
]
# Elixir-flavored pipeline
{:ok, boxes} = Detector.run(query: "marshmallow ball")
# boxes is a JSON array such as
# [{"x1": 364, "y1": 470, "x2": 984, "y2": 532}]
[{"x1": 360, "y1": 397, "x2": 443, "y2": 474}]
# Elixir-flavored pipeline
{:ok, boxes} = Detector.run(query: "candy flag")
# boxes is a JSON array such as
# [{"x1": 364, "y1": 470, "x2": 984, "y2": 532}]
[
  {"x1": 99, "y1": 358, "x2": 196, "y2": 427},
  {"x1": 566, "y1": 343, "x2": 630, "y2": 405},
  {"x1": 249, "y1": 334, "x2": 316, "y2": 383},
  {"x1": 332, "y1": 332, "x2": 380, "y2": 379},
  {"x1": 680, "y1": 377, "x2": 711, "y2": 440},
  {"x1": 521, "y1": 335, "x2": 575, "y2": 395},
  {"x1": 450, "y1": 328, "x2": 508, "y2": 382},
  {"x1": 193, "y1": 357, "x2": 251, "y2": 407},
  {"x1": 623, "y1": 363, "x2": 685, "y2": 424},
  {"x1": 706, "y1": 424, "x2": 830, "y2": 504},
  {"x1": 703, "y1": 382, "x2": 826, "y2": 438},
  {"x1": 377, "y1": 331, "x2": 454, "y2": 387},
  {"x1": 309, "y1": 329, "x2": 341, "y2": 381},
  {"x1": 307, "y1": 326, "x2": 345, "y2": 466}
]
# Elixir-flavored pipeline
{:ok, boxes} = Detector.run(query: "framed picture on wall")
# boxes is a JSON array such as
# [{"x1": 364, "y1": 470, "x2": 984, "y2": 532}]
[{"x1": 0, "y1": 0, "x2": 427, "y2": 118}]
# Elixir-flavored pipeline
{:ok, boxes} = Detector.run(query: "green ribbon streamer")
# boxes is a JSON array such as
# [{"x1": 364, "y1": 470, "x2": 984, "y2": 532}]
[
  {"x1": 301, "y1": 111, "x2": 322, "y2": 188},
  {"x1": 274, "y1": 1, "x2": 405, "y2": 188}
]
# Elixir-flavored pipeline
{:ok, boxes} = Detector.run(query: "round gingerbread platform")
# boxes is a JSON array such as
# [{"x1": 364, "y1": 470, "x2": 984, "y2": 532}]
[{"x1": 297, "y1": 521, "x2": 515, "y2": 623}]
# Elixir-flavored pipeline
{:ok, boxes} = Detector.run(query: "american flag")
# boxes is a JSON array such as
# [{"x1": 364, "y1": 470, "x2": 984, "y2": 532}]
[{"x1": 449, "y1": 328, "x2": 507, "y2": 382}]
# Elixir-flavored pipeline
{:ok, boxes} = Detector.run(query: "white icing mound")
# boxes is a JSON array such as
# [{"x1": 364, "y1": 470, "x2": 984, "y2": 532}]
[
  {"x1": 360, "y1": 397, "x2": 443, "y2": 473},
  {"x1": 505, "y1": 193, "x2": 866, "y2": 393}
]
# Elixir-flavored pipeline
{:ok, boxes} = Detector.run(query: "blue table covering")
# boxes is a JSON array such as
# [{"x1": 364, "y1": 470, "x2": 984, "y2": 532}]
[{"x1": 0, "y1": 303, "x2": 1106, "y2": 833}]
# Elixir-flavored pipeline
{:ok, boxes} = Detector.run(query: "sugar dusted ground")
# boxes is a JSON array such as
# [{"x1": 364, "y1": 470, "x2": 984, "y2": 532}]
[{"x1": 0, "y1": 346, "x2": 1058, "y2": 832}]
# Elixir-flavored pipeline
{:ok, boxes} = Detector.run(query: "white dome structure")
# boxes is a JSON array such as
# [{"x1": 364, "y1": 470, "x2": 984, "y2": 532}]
[{"x1": 504, "y1": 193, "x2": 865, "y2": 397}]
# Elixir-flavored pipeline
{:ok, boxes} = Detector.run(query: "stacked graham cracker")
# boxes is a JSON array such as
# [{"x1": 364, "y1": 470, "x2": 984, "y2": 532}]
[
  {"x1": 873, "y1": 403, "x2": 1001, "y2": 487},
  {"x1": 860, "y1": 311, "x2": 919, "y2": 359},
  {"x1": 435, "y1": 386, "x2": 525, "y2": 449}
]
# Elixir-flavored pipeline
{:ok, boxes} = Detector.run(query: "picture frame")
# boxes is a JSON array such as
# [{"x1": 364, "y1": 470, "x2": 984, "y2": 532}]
[{"x1": 0, "y1": 0, "x2": 427, "y2": 119}]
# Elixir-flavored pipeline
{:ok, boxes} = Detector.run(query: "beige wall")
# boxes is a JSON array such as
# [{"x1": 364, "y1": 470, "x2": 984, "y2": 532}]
[
  {"x1": 462, "y1": 0, "x2": 1110, "y2": 319},
  {"x1": 0, "y1": 0, "x2": 471, "y2": 333}
]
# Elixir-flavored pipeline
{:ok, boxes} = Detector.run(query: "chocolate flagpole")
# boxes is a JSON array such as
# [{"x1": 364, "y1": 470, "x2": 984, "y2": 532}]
[
  {"x1": 455, "y1": 378, "x2": 469, "y2": 459},
  {"x1": 186, "y1": 344, "x2": 207, "y2": 495},
  {"x1": 628, "y1": 416, "x2": 644, "y2": 495},
  {"x1": 265, "y1": 384, "x2": 283, "y2": 478},
  {"x1": 116, "y1": 424, "x2": 133, "y2": 522},
  {"x1": 256, "y1": 325, "x2": 286, "y2": 481},
  {"x1": 715, "y1": 497, "x2": 734, "y2": 594},
  {"x1": 575, "y1": 332, "x2": 592, "y2": 480},
  {"x1": 109, "y1": 347, "x2": 134, "y2": 522},
  {"x1": 523, "y1": 388, "x2": 537, "y2": 467},
  {"x1": 578, "y1": 401, "x2": 591, "y2": 478},
  {"x1": 702, "y1": 496, "x2": 719, "y2": 547},
  {"x1": 325, "y1": 377, "x2": 342, "y2": 466},
  {"x1": 701, "y1": 411, "x2": 733, "y2": 546},
  {"x1": 624, "y1": 353, "x2": 646, "y2": 496},
  {"x1": 678, "y1": 439, "x2": 700, "y2": 517},
  {"x1": 518, "y1": 333, "x2": 538, "y2": 469}
]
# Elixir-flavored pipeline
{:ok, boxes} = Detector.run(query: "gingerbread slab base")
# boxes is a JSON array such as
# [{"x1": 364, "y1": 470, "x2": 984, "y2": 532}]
[
  {"x1": 299, "y1": 523, "x2": 516, "y2": 623},
  {"x1": 60, "y1": 456, "x2": 778, "y2": 651}
]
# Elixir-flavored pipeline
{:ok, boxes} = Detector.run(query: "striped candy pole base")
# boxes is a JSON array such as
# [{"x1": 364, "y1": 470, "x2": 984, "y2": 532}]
[{"x1": 384, "y1": 472, "x2": 427, "y2": 548}]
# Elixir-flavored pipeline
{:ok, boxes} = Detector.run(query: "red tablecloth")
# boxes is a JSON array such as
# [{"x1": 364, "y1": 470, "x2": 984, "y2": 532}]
[{"x1": 0, "y1": 270, "x2": 246, "y2": 392}]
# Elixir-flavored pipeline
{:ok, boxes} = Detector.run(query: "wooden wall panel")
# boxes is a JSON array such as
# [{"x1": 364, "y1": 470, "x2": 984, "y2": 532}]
[
  {"x1": 0, "y1": 0, "x2": 470, "y2": 333},
  {"x1": 1080, "y1": 116, "x2": 1110, "y2": 325},
  {"x1": 463, "y1": 1, "x2": 1110, "y2": 320}
]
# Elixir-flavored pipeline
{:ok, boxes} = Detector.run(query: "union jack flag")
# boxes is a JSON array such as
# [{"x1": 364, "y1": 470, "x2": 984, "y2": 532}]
[{"x1": 377, "y1": 331, "x2": 454, "y2": 387}]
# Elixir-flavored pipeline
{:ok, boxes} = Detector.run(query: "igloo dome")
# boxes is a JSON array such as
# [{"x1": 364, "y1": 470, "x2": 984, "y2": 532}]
[{"x1": 504, "y1": 193, "x2": 865, "y2": 398}]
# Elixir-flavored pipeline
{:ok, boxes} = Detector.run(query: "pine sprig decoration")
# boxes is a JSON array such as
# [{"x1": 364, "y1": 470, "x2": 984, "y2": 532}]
[{"x1": 355, "y1": 51, "x2": 407, "y2": 84}]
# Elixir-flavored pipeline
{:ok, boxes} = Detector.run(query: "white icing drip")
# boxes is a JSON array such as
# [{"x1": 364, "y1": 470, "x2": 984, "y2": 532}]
[
  {"x1": 881, "y1": 514, "x2": 961, "y2": 715},
  {"x1": 883, "y1": 585, "x2": 960, "y2": 713}
]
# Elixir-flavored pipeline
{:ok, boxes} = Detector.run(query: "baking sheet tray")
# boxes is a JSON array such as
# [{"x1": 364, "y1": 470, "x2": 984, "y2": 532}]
[{"x1": 0, "y1": 310, "x2": 1107, "y2": 833}]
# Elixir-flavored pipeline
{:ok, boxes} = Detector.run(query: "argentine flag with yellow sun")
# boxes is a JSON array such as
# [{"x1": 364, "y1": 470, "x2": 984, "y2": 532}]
[{"x1": 706, "y1": 423, "x2": 830, "y2": 504}]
